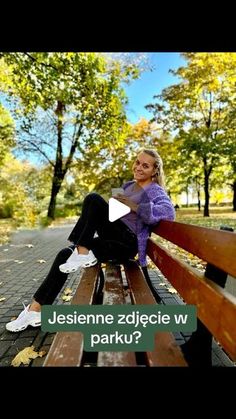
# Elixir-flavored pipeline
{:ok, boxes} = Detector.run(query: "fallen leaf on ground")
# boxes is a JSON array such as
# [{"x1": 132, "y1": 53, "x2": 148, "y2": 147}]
[
  {"x1": 11, "y1": 346, "x2": 46, "y2": 367},
  {"x1": 0, "y1": 297, "x2": 6, "y2": 302},
  {"x1": 0, "y1": 282, "x2": 2, "y2": 286},
  {"x1": 38, "y1": 350, "x2": 47, "y2": 357},
  {"x1": 25, "y1": 244, "x2": 34, "y2": 248},
  {"x1": 167, "y1": 287, "x2": 178, "y2": 294},
  {"x1": 159, "y1": 282, "x2": 166, "y2": 286},
  {"x1": 37, "y1": 259, "x2": 46, "y2": 263},
  {"x1": 61, "y1": 295, "x2": 73, "y2": 302},
  {"x1": 11, "y1": 316, "x2": 17, "y2": 321},
  {"x1": 63, "y1": 287, "x2": 72, "y2": 295}
]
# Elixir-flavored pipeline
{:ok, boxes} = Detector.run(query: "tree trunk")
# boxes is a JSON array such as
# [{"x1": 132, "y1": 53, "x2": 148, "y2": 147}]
[
  {"x1": 47, "y1": 173, "x2": 63, "y2": 219},
  {"x1": 197, "y1": 190, "x2": 201, "y2": 212},
  {"x1": 203, "y1": 173, "x2": 210, "y2": 216},
  {"x1": 203, "y1": 157, "x2": 212, "y2": 217},
  {"x1": 195, "y1": 176, "x2": 201, "y2": 211},
  {"x1": 233, "y1": 180, "x2": 236, "y2": 212},
  {"x1": 47, "y1": 101, "x2": 65, "y2": 220},
  {"x1": 186, "y1": 186, "x2": 189, "y2": 207}
]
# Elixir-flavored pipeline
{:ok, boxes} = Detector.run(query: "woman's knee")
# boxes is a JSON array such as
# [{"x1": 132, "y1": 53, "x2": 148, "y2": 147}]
[
  {"x1": 83, "y1": 193, "x2": 101, "y2": 204},
  {"x1": 83, "y1": 193, "x2": 106, "y2": 209}
]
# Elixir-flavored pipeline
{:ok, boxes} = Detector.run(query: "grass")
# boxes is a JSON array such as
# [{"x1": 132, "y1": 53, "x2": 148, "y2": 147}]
[{"x1": 175, "y1": 206, "x2": 236, "y2": 230}]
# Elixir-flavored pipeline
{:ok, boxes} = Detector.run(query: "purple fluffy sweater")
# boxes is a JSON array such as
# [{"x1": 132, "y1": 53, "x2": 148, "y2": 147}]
[{"x1": 123, "y1": 181, "x2": 175, "y2": 266}]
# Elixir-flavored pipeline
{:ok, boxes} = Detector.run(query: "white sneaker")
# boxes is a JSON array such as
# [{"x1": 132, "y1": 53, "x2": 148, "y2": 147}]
[
  {"x1": 6, "y1": 304, "x2": 41, "y2": 332},
  {"x1": 59, "y1": 249, "x2": 98, "y2": 273}
]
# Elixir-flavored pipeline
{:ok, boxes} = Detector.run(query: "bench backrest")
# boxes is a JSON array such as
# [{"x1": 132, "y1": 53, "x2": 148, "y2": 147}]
[{"x1": 147, "y1": 220, "x2": 236, "y2": 361}]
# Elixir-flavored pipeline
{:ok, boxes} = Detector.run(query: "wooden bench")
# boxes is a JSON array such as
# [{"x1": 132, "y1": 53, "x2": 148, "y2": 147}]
[{"x1": 44, "y1": 221, "x2": 236, "y2": 367}]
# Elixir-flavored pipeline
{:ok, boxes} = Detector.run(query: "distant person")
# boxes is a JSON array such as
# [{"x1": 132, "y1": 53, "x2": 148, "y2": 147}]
[
  {"x1": 6, "y1": 149, "x2": 175, "y2": 332},
  {"x1": 174, "y1": 204, "x2": 180, "y2": 210}
]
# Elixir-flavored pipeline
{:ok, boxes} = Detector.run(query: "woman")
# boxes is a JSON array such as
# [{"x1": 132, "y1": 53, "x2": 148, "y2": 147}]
[{"x1": 6, "y1": 149, "x2": 175, "y2": 332}]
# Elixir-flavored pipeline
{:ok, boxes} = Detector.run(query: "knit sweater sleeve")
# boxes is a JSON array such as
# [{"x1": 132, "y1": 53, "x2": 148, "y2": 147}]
[{"x1": 136, "y1": 187, "x2": 175, "y2": 225}]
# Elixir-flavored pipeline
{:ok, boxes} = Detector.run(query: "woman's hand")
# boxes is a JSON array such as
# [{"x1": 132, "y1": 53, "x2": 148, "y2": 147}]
[{"x1": 114, "y1": 194, "x2": 138, "y2": 212}]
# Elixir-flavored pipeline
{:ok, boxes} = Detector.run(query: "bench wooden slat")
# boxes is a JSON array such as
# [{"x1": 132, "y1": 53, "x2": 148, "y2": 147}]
[
  {"x1": 44, "y1": 265, "x2": 100, "y2": 366},
  {"x1": 147, "y1": 239, "x2": 236, "y2": 360},
  {"x1": 153, "y1": 220, "x2": 236, "y2": 278},
  {"x1": 124, "y1": 261, "x2": 187, "y2": 366},
  {"x1": 97, "y1": 263, "x2": 137, "y2": 366}
]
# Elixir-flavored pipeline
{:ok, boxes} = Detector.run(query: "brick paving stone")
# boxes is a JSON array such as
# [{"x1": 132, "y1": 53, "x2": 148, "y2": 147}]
[
  {"x1": 6, "y1": 337, "x2": 37, "y2": 357},
  {"x1": 1, "y1": 330, "x2": 20, "y2": 341},
  {"x1": 0, "y1": 356, "x2": 14, "y2": 367},
  {"x1": 0, "y1": 340, "x2": 12, "y2": 358}
]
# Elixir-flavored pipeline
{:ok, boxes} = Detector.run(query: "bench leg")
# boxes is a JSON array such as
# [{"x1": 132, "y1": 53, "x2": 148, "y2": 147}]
[
  {"x1": 95, "y1": 267, "x2": 105, "y2": 304},
  {"x1": 180, "y1": 320, "x2": 212, "y2": 367}
]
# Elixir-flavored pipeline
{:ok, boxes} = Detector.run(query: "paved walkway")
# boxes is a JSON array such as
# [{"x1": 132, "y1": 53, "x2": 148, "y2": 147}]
[
  {"x1": 0, "y1": 225, "x2": 234, "y2": 367},
  {"x1": 0, "y1": 224, "x2": 81, "y2": 367}
]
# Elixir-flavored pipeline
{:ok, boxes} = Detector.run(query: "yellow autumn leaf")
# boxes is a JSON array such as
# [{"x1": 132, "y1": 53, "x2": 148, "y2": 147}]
[
  {"x1": 63, "y1": 287, "x2": 72, "y2": 295},
  {"x1": 61, "y1": 295, "x2": 73, "y2": 302},
  {"x1": 38, "y1": 350, "x2": 47, "y2": 357},
  {"x1": 11, "y1": 346, "x2": 43, "y2": 367},
  {"x1": 25, "y1": 244, "x2": 34, "y2": 248},
  {"x1": 0, "y1": 297, "x2": 6, "y2": 302},
  {"x1": 167, "y1": 287, "x2": 178, "y2": 294},
  {"x1": 37, "y1": 259, "x2": 46, "y2": 263}
]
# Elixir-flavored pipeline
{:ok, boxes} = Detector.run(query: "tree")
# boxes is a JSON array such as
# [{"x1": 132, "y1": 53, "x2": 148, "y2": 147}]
[
  {"x1": 147, "y1": 53, "x2": 236, "y2": 216},
  {"x1": 0, "y1": 104, "x2": 15, "y2": 166},
  {"x1": 1, "y1": 52, "x2": 142, "y2": 219},
  {"x1": 0, "y1": 154, "x2": 37, "y2": 224}
]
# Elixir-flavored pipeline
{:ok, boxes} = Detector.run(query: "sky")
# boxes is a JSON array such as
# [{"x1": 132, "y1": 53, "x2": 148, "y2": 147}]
[{"x1": 124, "y1": 52, "x2": 186, "y2": 123}]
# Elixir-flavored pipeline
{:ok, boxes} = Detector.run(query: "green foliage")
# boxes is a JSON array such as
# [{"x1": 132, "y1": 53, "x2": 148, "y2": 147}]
[
  {"x1": 146, "y1": 53, "x2": 236, "y2": 214},
  {"x1": 0, "y1": 154, "x2": 38, "y2": 227},
  {"x1": 0, "y1": 104, "x2": 15, "y2": 166},
  {"x1": 0, "y1": 52, "x2": 143, "y2": 219}
]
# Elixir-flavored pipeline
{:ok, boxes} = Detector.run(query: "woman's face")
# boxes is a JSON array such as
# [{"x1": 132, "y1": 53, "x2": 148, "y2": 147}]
[{"x1": 132, "y1": 152, "x2": 156, "y2": 183}]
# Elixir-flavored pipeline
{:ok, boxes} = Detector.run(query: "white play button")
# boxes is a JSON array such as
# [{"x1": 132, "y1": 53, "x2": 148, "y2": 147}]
[{"x1": 108, "y1": 197, "x2": 130, "y2": 222}]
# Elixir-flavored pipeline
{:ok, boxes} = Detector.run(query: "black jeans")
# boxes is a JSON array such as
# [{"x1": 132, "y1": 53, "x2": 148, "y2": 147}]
[{"x1": 34, "y1": 193, "x2": 138, "y2": 305}]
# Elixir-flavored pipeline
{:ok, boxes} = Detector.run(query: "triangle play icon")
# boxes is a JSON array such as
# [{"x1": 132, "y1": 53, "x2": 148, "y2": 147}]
[{"x1": 108, "y1": 198, "x2": 130, "y2": 222}]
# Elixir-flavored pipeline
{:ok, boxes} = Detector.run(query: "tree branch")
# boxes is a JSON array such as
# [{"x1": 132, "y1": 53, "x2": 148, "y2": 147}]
[{"x1": 17, "y1": 138, "x2": 54, "y2": 166}]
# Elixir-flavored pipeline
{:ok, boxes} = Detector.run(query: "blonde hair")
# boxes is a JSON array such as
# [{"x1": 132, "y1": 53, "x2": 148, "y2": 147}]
[{"x1": 141, "y1": 149, "x2": 165, "y2": 188}]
